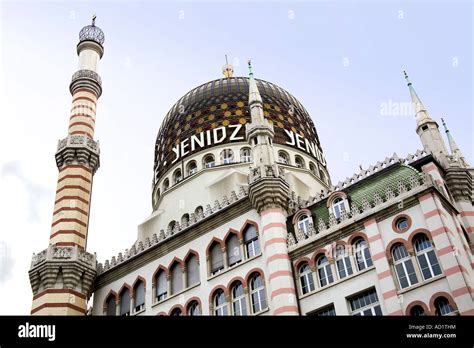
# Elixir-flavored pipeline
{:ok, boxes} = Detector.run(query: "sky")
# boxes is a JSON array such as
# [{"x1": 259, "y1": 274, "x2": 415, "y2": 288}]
[{"x1": 0, "y1": 0, "x2": 472, "y2": 314}]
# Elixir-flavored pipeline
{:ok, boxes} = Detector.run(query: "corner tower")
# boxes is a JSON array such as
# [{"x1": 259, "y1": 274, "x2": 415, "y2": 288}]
[
  {"x1": 246, "y1": 61, "x2": 299, "y2": 315},
  {"x1": 404, "y1": 71, "x2": 449, "y2": 166},
  {"x1": 28, "y1": 17, "x2": 105, "y2": 315}
]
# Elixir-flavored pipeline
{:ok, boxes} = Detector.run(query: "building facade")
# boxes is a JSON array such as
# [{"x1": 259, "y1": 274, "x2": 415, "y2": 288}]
[{"x1": 29, "y1": 21, "x2": 474, "y2": 316}]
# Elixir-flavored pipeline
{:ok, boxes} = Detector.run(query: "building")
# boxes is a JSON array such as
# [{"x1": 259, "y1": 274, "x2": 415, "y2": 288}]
[{"x1": 28, "y1": 19, "x2": 474, "y2": 316}]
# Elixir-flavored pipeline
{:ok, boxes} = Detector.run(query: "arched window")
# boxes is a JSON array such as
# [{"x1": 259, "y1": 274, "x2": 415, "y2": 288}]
[
  {"x1": 392, "y1": 244, "x2": 418, "y2": 289},
  {"x1": 249, "y1": 273, "x2": 267, "y2": 313},
  {"x1": 295, "y1": 155, "x2": 305, "y2": 169},
  {"x1": 240, "y1": 147, "x2": 251, "y2": 163},
  {"x1": 105, "y1": 294, "x2": 116, "y2": 316},
  {"x1": 410, "y1": 305, "x2": 426, "y2": 316},
  {"x1": 203, "y1": 154, "x2": 215, "y2": 168},
  {"x1": 244, "y1": 225, "x2": 260, "y2": 258},
  {"x1": 195, "y1": 206, "x2": 204, "y2": 217},
  {"x1": 220, "y1": 149, "x2": 234, "y2": 164},
  {"x1": 210, "y1": 242, "x2": 224, "y2": 275},
  {"x1": 170, "y1": 262, "x2": 183, "y2": 295},
  {"x1": 186, "y1": 254, "x2": 200, "y2": 287},
  {"x1": 316, "y1": 255, "x2": 334, "y2": 287},
  {"x1": 186, "y1": 160, "x2": 197, "y2": 176},
  {"x1": 173, "y1": 168, "x2": 182, "y2": 184},
  {"x1": 170, "y1": 308, "x2": 182, "y2": 316},
  {"x1": 213, "y1": 289, "x2": 228, "y2": 316},
  {"x1": 413, "y1": 234, "x2": 442, "y2": 280},
  {"x1": 163, "y1": 178, "x2": 170, "y2": 191},
  {"x1": 353, "y1": 238, "x2": 373, "y2": 271},
  {"x1": 133, "y1": 280, "x2": 145, "y2": 313},
  {"x1": 181, "y1": 214, "x2": 189, "y2": 227},
  {"x1": 332, "y1": 197, "x2": 346, "y2": 219},
  {"x1": 335, "y1": 245, "x2": 353, "y2": 279},
  {"x1": 319, "y1": 169, "x2": 326, "y2": 183},
  {"x1": 187, "y1": 301, "x2": 201, "y2": 316},
  {"x1": 168, "y1": 220, "x2": 177, "y2": 232},
  {"x1": 155, "y1": 188, "x2": 161, "y2": 202},
  {"x1": 297, "y1": 214, "x2": 311, "y2": 236},
  {"x1": 155, "y1": 269, "x2": 167, "y2": 301},
  {"x1": 119, "y1": 288, "x2": 130, "y2": 316},
  {"x1": 309, "y1": 162, "x2": 317, "y2": 175},
  {"x1": 231, "y1": 282, "x2": 247, "y2": 316},
  {"x1": 299, "y1": 263, "x2": 315, "y2": 294},
  {"x1": 278, "y1": 151, "x2": 289, "y2": 164},
  {"x1": 434, "y1": 297, "x2": 456, "y2": 316},
  {"x1": 226, "y1": 234, "x2": 242, "y2": 267}
]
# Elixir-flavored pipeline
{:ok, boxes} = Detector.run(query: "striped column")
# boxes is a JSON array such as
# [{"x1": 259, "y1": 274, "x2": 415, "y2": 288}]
[
  {"x1": 31, "y1": 289, "x2": 88, "y2": 315},
  {"x1": 261, "y1": 208, "x2": 299, "y2": 315},
  {"x1": 68, "y1": 89, "x2": 97, "y2": 139},
  {"x1": 418, "y1": 192, "x2": 474, "y2": 314},
  {"x1": 458, "y1": 201, "x2": 474, "y2": 244},
  {"x1": 49, "y1": 89, "x2": 98, "y2": 249},
  {"x1": 364, "y1": 218, "x2": 404, "y2": 315},
  {"x1": 422, "y1": 162, "x2": 449, "y2": 195}
]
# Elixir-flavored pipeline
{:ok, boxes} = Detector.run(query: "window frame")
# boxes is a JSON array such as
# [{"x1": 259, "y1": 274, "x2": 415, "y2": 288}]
[
  {"x1": 392, "y1": 244, "x2": 418, "y2": 289},
  {"x1": 299, "y1": 263, "x2": 315, "y2": 295},
  {"x1": 249, "y1": 273, "x2": 267, "y2": 314}
]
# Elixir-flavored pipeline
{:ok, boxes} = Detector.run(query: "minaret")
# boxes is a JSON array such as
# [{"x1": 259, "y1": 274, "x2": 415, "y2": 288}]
[
  {"x1": 404, "y1": 71, "x2": 449, "y2": 166},
  {"x1": 28, "y1": 17, "x2": 104, "y2": 315},
  {"x1": 441, "y1": 118, "x2": 469, "y2": 168},
  {"x1": 246, "y1": 61, "x2": 299, "y2": 315}
]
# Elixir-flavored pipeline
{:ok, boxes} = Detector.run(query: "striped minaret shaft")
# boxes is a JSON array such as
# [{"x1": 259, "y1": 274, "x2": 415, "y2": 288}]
[
  {"x1": 245, "y1": 61, "x2": 299, "y2": 315},
  {"x1": 29, "y1": 18, "x2": 104, "y2": 315},
  {"x1": 50, "y1": 21, "x2": 104, "y2": 249}
]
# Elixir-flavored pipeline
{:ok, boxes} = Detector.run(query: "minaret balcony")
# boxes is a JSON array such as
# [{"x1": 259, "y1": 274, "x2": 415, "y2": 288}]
[
  {"x1": 29, "y1": 245, "x2": 97, "y2": 298},
  {"x1": 70, "y1": 69, "x2": 102, "y2": 97},
  {"x1": 55, "y1": 135, "x2": 100, "y2": 173}
]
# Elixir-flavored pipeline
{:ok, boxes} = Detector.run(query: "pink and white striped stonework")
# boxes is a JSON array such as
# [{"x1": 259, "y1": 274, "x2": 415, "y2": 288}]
[
  {"x1": 261, "y1": 208, "x2": 299, "y2": 315},
  {"x1": 364, "y1": 219, "x2": 404, "y2": 315},
  {"x1": 418, "y1": 192, "x2": 474, "y2": 314}
]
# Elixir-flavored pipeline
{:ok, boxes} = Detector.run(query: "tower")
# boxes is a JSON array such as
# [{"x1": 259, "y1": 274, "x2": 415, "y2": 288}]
[
  {"x1": 245, "y1": 61, "x2": 299, "y2": 315},
  {"x1": 28, "y1": 17, "x2": 105, "y2": 315},
  {"x1": 404, "y1": 71, "x2": 449, "y2": 166}
]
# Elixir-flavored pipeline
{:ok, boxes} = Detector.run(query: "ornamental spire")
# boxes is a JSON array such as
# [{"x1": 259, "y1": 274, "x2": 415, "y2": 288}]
[
  {"x1": 441, "y1": 118, "x2": 469, "y2": 167},
  {"x1": 403, "y1": 70, "x2": 432, "y2": 126},
  {"x1": 248, "y1": 60, "x2": 263, "y2": 118}
]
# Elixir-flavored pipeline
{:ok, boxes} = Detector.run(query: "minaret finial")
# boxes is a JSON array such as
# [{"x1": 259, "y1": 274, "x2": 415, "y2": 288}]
[
  {"x1": 222, "y1": 54, "x2": 234, "y2": 78},
  {"x1": 92, "y1": 14, "x2": 97, "y2": 26},
  {"x1": 403, "y1": 70, "x2": 411, "y2": 85},
  {"x1": 248, "y1": 59, "x2": 253, "y2": 77}
]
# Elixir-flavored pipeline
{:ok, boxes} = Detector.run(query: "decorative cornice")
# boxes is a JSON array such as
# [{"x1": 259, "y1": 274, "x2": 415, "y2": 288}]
[
  {"x1": 287, "y1": 171, "x2": 446, "y2": 250},
  {"x1": 96, "y1": 186, "x2": 250, "y2": 278},
  {"x1": 444, "y1": 167, "x2": 472, "y2": 202},
  {"x1": 286, "y1": 149, "x2": 430, "y2": 213}
]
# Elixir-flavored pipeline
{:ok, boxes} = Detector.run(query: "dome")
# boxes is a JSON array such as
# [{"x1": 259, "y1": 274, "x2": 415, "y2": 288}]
[
  {"x1": 153, "y1": 76, "x2": 323, "y2": 185},
  {"x1": 79, "y1": 24, "x2": 105, "y2": 45}
]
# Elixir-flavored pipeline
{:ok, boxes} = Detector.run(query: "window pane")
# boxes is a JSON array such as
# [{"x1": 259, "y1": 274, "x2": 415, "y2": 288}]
[
  {"x1": 405, "y1": 260, "x2": 418, "y2": 285},
  {"x1": 171, "y1": 265, "x2": 183, "y2": 294},
  {"x1": 227, "y1": 235, "x2": 242, "y2": 266},
  {"x1": 428, "y1": 251, "x2": 442, "y2": 276},
  {"x1": 395, "y1": 263, "x2": 409, "y2": 289}
]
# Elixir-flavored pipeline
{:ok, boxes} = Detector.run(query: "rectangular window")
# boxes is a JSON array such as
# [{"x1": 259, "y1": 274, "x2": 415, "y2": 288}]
[
  {"x1": 348, "y1": 288, "x2": 382, "y2": 316},
  {"x1": 308, "y1": 304, "x2": 336, "y2": 316}
]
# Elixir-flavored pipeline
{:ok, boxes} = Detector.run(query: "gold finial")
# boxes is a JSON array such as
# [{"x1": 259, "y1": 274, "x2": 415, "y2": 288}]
[
  {"x1": 222, "y1": 54, "x2": 234, "y2": 78},
  {"x1": 92, "y1": 14, "x2": 97, "y2": 26}
]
